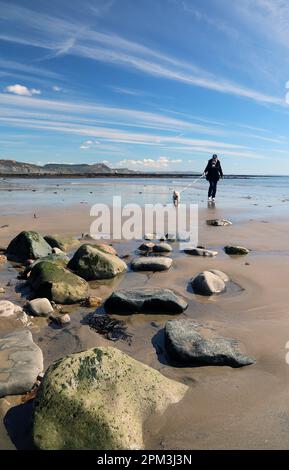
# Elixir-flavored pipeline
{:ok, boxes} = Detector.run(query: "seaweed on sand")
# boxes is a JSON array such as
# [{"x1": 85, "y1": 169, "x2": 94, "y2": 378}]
[{"x1": 88, "y1": 314, "x2": 132, "y2": 345}]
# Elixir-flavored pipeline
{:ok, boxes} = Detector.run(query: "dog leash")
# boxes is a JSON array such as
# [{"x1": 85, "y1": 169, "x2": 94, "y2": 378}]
[{"x1": 179, "y1": 174, "x2": 204, "y2": 194}]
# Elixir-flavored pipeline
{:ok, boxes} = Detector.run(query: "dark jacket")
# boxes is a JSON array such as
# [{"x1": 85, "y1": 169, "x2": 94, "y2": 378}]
[{"x1": 204, "y1": 158, "x2": 223, "y2": 182}]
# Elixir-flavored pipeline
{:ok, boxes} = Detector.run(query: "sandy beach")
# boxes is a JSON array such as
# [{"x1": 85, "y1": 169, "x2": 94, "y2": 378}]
[{"x1": 1, "y1": 189, "x2": 289, "y2": 450}]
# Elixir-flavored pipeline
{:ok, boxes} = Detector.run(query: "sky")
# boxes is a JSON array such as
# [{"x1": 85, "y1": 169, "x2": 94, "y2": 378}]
[{"x1": 1, "y1": 0, "x2": 289, "y2": 174}]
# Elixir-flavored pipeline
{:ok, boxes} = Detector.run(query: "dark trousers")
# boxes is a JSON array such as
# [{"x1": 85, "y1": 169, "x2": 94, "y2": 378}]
[{"x1": 208, "y1": 180, "x2": 217, "y2": 198}]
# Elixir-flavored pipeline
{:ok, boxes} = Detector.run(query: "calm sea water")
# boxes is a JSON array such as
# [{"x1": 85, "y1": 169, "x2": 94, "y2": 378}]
[{"x1": 1, "y1": 176, "x2": 289, "y2": 219}]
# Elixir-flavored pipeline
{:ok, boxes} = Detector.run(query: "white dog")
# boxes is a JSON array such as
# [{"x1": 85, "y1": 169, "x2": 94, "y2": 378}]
[{"x1": 173, "y1": 190, "x2": 180, "y2": 206}]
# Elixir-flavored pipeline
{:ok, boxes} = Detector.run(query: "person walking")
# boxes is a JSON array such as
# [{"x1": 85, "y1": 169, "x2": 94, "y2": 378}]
[{"x1": 204, "y1": 154, "x2": 223, "y2": 202}]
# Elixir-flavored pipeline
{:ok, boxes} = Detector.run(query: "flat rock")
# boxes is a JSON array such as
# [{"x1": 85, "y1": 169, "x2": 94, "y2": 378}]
[
  {"x1": 6, "y1": 231, "x2": 52, "y2": 262},
  {"x1": 184, "y1": 248, "x2": 218, "y2": 257},
  {"x1": 0, "y1": 287, "x2": 5, "y2": 294},
  {"x1": 165, "y1": 319, "x2": 256, "y2": 368},
  {"x1": 104, "y1": 288, "x2": 188, "y2": 315},
  {"x1": 68, "y1": 244, "x2": 127, "y2": 280},
  {"x1": 138, "y1": 242, "x2": 155, "y2": 252},
  {"x1": 0, "y1": 329, "x2": 43, "y2": 397},
  {"x1": 206, "y1": 219, "x2": 232, "y2": 226},
  {"x1": 33, "y1": 346, "x2": 187, "y2": 450},
  {"x1": 0, "y1": 300, "x2": 23, "y2": 318},
  {"x1": 131, "y1": 257, "x2": 172, "y2": 272},
  {"x1": 27, "y1": 298, "x2": 54, "y2": 317},
  {"x1": 191, "y1": 270, "x2": 227, "y2": 295},
  {"x1": 224, "y1": 245, "x2": 250, "y2": 255},
  {"x1": 28, "y1": 261, "x2": 89, "y2": 304},
  {"x1": 153, "y1": 243, "x2": 172, "y2": 253}
]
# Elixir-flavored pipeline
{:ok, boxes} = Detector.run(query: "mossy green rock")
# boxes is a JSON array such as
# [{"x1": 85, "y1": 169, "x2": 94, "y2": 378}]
[
  {"x1": 68, "y1": 244, "x2": 127, "y2": 280},
  {"x1": 44, "y1": 234, "x2": 80, "y2": 252},
  {"x1": 24, "y1": 253, "x2": 69, "y2": 278},
  {"x1": 28, "y1": 261, "x2": 89, "y2": 304},
  {"x1": 6, "y1": 231, "x2": 52, "y2": 262},
  {"x1": 33, "y1": 346, "x2": 188, "y2": 450}
]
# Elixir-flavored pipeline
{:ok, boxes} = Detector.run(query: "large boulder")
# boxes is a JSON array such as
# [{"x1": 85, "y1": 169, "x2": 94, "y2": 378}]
[
  {"x1": 165, "y1": 319, "x2": 255, "y2": 368},
  {"x1": 44, "y1": 234, "x2": 79, "y2": 252},
  {"x1": 67, "y1": 244, "x2": 127, "y2": 281},
  {"x1": 33, "y1": 347, "x2": 188, "y2": 450},
  {"x1": 0, "y1": 329, "x2": 43, "y2": 397},
  {"x1": 28, "y1": 261, "x2": 89, "y2": 304},
  {"x1": 104, "y1": 288, "x2": 188, "y2": 315},
  {"x1": 224, "y1": 246, "x2": 250, "y2": 255},
  {"x1": 0, "y1": 300, "x2": 23, "y2": 318},
  {"x1": 6, "y1": 231, "x2": 52, "y2": 262},
  {"x1": 131, "y1": 257, "x2": 172, "y2": 272},
  {"x1": 191, "y1": 270, "x2": 228, "y2": 296}
]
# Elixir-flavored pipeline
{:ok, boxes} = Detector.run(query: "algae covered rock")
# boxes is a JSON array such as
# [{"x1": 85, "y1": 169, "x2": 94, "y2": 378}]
[
  {"x1": 68, "y1": 244, "x2": 127, "y2": 280},
  {"x1": 33, "y1": 346, "x2": 188, "y2": 450},
  {"x1": 28, "y1": 261, "x2": 89, "y2": 304},
  {"x1": 44, "y1": 234, "x2": 79, "y2": 252},
  {"x1": 6, "y1": 231, "x2": 52, "y2": 262}
]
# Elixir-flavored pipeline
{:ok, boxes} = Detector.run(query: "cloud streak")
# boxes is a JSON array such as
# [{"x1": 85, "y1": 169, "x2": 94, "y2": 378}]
[{"x1": 0, "y1": 1, "x2": 283, "y2": 107}]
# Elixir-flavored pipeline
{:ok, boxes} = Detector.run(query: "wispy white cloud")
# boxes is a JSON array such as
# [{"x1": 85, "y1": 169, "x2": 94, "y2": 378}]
[
  {"x1": 110, "y1": 86, "x2": 143, "y2": 96},
  {"x1": 4, "y1": 84, "x2": 41, "y2": 96},
  {"x1": 0, "y1": 1, "x2": 283, "y2": 107}
]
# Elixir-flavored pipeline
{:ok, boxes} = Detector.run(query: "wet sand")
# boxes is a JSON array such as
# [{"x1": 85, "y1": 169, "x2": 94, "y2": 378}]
[{"x1": 1, "y1": 202, "x2": 289, "y2": 449}]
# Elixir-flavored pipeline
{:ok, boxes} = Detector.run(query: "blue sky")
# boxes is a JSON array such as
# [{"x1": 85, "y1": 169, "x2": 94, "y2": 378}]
[{"x1": 1, "y1": 0, "x2": 289, "y2": 174}]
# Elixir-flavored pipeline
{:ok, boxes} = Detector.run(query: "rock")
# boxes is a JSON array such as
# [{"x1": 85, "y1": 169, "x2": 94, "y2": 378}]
[
  {"x1": 131, "y1": 257, "x2": 172, "y2": 272},
  {"x1": 0, "y1": 300, "x2": 23, "y2": 318},
  {"x1": 44, "y1": 234, "x2": 79, "y2": 252},
  {"x1": 23, "y1": 253, "x2": 70, "y2": 278},
  {"x1": 33, "y1": 346, "x2": 187, "y2": 450},
  {"x1": 165, "y1": 319, "x2": 255, "y2": 368},
  {"x1": 94, "y1": 243, "x2": 117, "y2": 256},
  {"x1": 58, "y1": 314, "x2": 71, "y2": 326},
  {"x1": 138, "y1": 242, "x2": 155, "y2": 252},
  {"x1": 0, "y1": 287, "x2": 5, "y2": 294},
  {"x1": 0, "y1": 255, "x2": 7, "y2": 264},
  {"x1": 68, "y1": 244, "x2": 127, "y2": 281},
  {"x1": 6, "y1": 231, "x2": 52, "y2": 262},
  {"x1": 28, "y1": 261, "x2": 89, "y2": 304},
  {"x1": 184, "y1": 248, "x2": 218, "y2": 257},
  {"x1": 84, "y1": 296, "x2": 103, "y2": 308},
  {"x1": 104, "y1": 288, "x2": 188, "y2": 315},
  {"x1": 206, "y1": 219, "x2": 232, "y2": 226},
  {"x1": 191, "y1": 271, "x2": 227, "y2": 295},
  {"x1": 144, "y1": 233, "x2": 155, "y2": 240},
  {"x1": 209, "y1": 269, "x2": 230, "y2": 282},
  {"x1": 26, "y1": 298, "x2": 54, "y2": 317},
  {"x1": 153, "y1": 243, "x2": 172, "y2": 253},
  {"x1": 52, "y1": 247, "x2": 66, "y2": 255},
  {"x1": 224, "y1": 246, "x2": 250, "y2": 255},
  {"x1": 0, "y1": 329, "x2": 43, "y2": 397}
]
